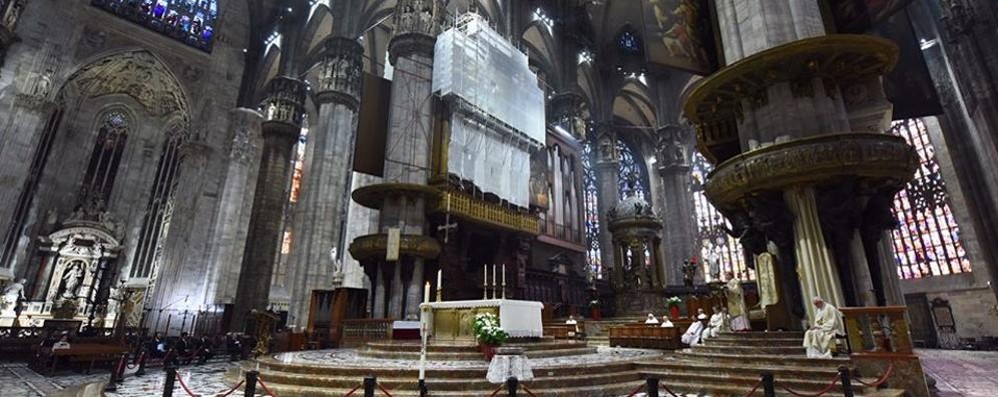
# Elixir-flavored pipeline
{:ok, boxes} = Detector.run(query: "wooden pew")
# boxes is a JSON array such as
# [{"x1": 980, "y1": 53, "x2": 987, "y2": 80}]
[
  {"x1": 608, "y1": 324, "x2": 680, "y2": 350},
  {"x1": 32, "y1": 344, "x2": 130, "y2": 375}
]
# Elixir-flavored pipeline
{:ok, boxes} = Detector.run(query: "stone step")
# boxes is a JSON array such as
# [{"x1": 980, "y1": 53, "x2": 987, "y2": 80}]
[
  {"x1": 705, "y1": 336, "x2": 803, "y2": 347},
  {"x1": 635, "y1": 358, "x2": 842, "y2": 379},
  {"x1": 689, "y1": 343, "x2": 807, "y2": 355},
  {"x1": 255, "y1": 379, "x2": 652, "y2": 397},
  {"x1": 254, "y1": 367, "x2": 642, "y2": 391},
  {"x1": 358, "y1": 346, "x2": 599, "y2": 360},
  {"x1": 256, "y1": 357, "x2": 638, "y2": 379},
  {"x1": 652, "y1": 378, "x2": 903, "y2": 397},
  {"x1": 716, "y1": 331, "x2": 805, "y2": 339},
  {"x1": 640, "y1": 369, "x2": 868, "y2": 395},
  {"x1": 675, "y1": 349, "x2": 850, "y2": 369},
  {"x1": 364, "y1": 340, "x2": 590, "y2": 353}
]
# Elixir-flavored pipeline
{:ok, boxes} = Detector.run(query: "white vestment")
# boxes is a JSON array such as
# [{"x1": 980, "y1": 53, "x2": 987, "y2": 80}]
[
  {"x1": 726, "y1": 279, "x2": 750, "y2": 331},
  {"x1": 803, "y1": 303, "x2": 844, "y2": 358},
  {"x1": 659, "y1": 319, "x2": 674, "y2": 328},
  {"x1": 703, "y1": 312, "x2": 728, "y2": 339},
  {"x1": 681, "y1": 321, "x2": 705, "y2": 345}
]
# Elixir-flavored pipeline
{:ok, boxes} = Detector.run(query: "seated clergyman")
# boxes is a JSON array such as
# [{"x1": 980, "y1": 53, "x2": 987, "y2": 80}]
[
  {"x1": 659, "y1": 316, "x2": 674, "y2": 328},
  {"x1": 681, "y1": 314, "x2": 708, "y2": 345},
  {"x1": 803, "y1": 297, "x2": 844, "y2": 358},
  {"x1": 702, "y1": 305, "x2": 729, "y2": 340},
  {"x1": 565, "y1": 315, "x2": 579, "y2": 336},
  {"x1": 644, "y1": 313, "x2": 660, "y2": 324}
]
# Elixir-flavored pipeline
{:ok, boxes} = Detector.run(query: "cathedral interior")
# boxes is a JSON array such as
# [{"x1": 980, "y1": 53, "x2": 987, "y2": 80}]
[{"x1": 1, "y1": 0, "x2": 998, "y2": 396}]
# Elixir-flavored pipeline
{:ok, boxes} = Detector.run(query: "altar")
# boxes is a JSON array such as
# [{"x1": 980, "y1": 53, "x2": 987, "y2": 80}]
[{"x1": 420, "y1": 299, "x2": 543, "y2": 341}]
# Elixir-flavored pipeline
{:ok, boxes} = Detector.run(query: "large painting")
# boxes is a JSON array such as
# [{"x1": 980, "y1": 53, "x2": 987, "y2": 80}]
[{"x1": 642, "y1": 0, "x2": 717, "y2": 75}]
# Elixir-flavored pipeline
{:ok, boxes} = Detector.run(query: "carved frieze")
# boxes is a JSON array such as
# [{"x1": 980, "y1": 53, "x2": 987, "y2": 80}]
[{"x1": 312, "y1": 37, "x2": 363, "y2": 108}]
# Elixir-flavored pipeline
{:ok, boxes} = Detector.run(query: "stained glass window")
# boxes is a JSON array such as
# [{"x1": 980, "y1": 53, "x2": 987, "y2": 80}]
[
  {"x1": 889, "y1": 118, "x2": 971, "y2": 279},
  {"x1": 92, "y1": 0, "x2": 219, "y2": 52},
  {"x1": 582, "y1": 140, "x2": 602, "y2": 279},
  {"x1": 618, "y1": 31, "x2": 640, "y2": 54},
  {"x1": 691, "y1": 152, "x2": 751, "y2": 281},
  {"x1": 616, "y1": 140, "x2": 649, "y2": 200},
  {"x1": 80, "y1": 112, "x2": 129, "y2": 204}
]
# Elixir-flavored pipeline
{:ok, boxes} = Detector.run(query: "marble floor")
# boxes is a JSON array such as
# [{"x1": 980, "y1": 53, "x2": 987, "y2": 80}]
[{"x1": 0, "y1": 348, "x2": 995, "y2": 396}]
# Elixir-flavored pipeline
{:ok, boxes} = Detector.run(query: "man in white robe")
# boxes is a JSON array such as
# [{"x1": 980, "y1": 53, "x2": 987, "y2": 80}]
[
  {"x1": 659, "y1": 316, "x2": 674, "y2": 328},
  {"x1": 803, "y1": 297, "x2": 844, "y2": 358},
  {"x1": 681, "y1": 314, "x2": 708, "y2": 345},
  {"x1": 725, "y1": 272, "x2": 751, "y2": 331},
  {"x1": 644, "y1": 313, "x2": 659, "y2": 325},
  {"x1": 702, "y1": 306, "x2": 729, "y2": 340}
]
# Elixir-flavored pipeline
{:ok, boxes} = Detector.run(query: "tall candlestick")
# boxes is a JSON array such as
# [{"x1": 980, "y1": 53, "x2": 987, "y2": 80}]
[
  {"x1": 424, "y1": 282, "x2": 430, "y2": 303},
  {"x1": 483, "y1": 266, "x2": 488, "y2": 300},
  {"x1": 436, "y1": 269, "x2": 443, "y2": 302},
  {"x1": 492, "y1": 264, "x2": 497, "y2": 299},
  {"x1": 502, "y1": 263, "x2": 506, "y2": 299}
]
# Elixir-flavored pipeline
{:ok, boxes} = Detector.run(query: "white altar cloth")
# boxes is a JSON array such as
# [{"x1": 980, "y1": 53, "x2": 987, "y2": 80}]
[{"x1": 420, "y1": 299, "x2": 544, "y2": 338}]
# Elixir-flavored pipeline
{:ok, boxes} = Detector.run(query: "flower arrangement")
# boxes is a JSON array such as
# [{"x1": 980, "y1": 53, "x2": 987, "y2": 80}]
[
  {"x1": 473, "y1": 313, "x2": 509, "y2": 346},
  {"x1": 666, "y1": 296, "x2": 683, "y2": 307},
  {"x1": 589, "y1": 299, "x2": 600, "y2": 308}
]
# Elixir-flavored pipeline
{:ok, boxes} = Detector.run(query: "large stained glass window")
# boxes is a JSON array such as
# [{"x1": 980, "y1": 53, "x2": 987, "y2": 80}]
[
  {"x1": 889, "y1": 118, "x2": 971, "y2": 279},
  {"x1": 92, "y1": 0, "x2": 219, "y2": 52},
  {"x1": 616, "y1": 139, "x2": 650, "y2": 199},
  {"x1": 582, "y1": 141, "x2": 602, "y2": 279},
  {"x1": 691, "y1": 152, "x2": 751, "y2": 281}
]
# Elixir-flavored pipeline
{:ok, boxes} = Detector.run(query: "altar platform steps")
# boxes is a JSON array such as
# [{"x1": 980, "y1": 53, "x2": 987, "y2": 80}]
[
  {"x1": 633, "y1": 332, "x2": 904, "y2": 397},
  {"x1": 358, "y1": 340, "x2": 597, "y2": 360},
  {"x1": 243, "y1": 358, "x2": 646, "y2": 397}
]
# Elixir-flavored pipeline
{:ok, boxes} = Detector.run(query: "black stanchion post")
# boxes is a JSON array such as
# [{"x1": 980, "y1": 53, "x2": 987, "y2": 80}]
[
  {"x1": 105, "y1": 353, "x2": 127, "y2": 392},
  {"x1": 162, "y1": 366, "x2": 177, "y2": 397},
  {"x1": 418, "y1": 378, "x2": 428, "y2": 397},
  {"x1": 136, "y1": 351, "x2": 147, "y2": 376},
  {"x1": 839, "y1": 366, "x2": 855, "y2": 397},
  {"x1": 245, "y1": 370, "x2": 259, "y2": 397},
  {"x1": 117, "y1": 352, "x2": 128, "y2": 382},
  {"x1": 364, "y1": 376, "x2": 377, "y2": 397},
  {"x1": 646, "y1": 377, "x2": 660, "y2": 397},
  {"x1": 762, "y1": 372, "x2": 775, "y2": 397},
  {"x1": 506, "y1": 377, "x2": 519, "y2": 397}
]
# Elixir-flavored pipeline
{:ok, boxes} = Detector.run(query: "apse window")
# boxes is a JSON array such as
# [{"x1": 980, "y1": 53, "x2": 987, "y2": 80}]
[
  {"x1": 890, "y1": 118, "x2": 972, "y2": 279},
  {"x1": 91, "y1": 0, "x2": 219, "y2": 52}
]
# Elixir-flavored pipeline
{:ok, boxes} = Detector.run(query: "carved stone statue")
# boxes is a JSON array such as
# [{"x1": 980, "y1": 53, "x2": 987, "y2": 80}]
[
  {"x1": 57, "y1": 262, "x2": 85, "y2": 300},
  {"x1": 1, "y1": 278, "x2": 26, "y2": 311}
]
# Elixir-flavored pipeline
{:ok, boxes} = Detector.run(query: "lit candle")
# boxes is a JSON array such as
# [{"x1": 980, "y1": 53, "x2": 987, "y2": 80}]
[
  {"x1": 437, "y1": 269, "x2": 442, "y2": 292},
  {"x1": 424, "y1": 282, "x2": 430, "y2": 303}
]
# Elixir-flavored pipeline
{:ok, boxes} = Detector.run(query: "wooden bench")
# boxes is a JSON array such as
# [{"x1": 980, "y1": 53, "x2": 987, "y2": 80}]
[
  {"x1": 543, "y1": 320, "x2": 585, "y2": 339},
  {"x1": 32, "y1": 344, "x2": 130, "y2": 375},
  {"x1": 608, "y1": 324, "x2": 680, "y2": 350}
]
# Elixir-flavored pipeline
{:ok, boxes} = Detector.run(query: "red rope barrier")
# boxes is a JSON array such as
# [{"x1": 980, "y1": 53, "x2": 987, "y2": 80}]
[
  {"x1": 127, "y1": 351, "x2": 146, "y2": 369},
  {"x1": 175, "y1": 371, "x2": 200, "y2": 397},
  {"x1": 377, "y1": 383, "x2": 394, "y2": 397},
  {"x1": 342, "y1": 384, "x2": 363, "y2": 397},
  {"x1": 853, "y1": 363, "x2": 895, "y2": 388},
  {"x1": 658, "y1": 382, "x2": 683, "y2": 397},
  {"x1": 257, "y1": 376, "x2": 279, "y2": 397},
  {"x1": 776, "y1": 375, "x2": 841, "y2": 397},
  {"x1": 216, "y1": 380, "x2": 244, "y2": 397},
  {"x1": 625, "y1": 382, "x2": 645, "y2": 397},
  {"x1": 742, "y1": 379, "x2": 764, "y2": 397},
  {"x1": 521, "y1": 384, "x2": 539, "y2": 397},
  {"x1": 487, "y1": 384, "x2": 505, "y2": 397}
]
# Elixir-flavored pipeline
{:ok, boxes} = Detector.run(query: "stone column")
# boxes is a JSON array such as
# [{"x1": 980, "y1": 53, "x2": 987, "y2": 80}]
[
  {"x1": 372, "y1": 265, "x2": 385, "y2": 317},
  {"x1": 691, "y1": 1, "x2": 916, "y2": 328},
  {"x1": 203, "y1": 109, "x2": 263, "y2": 306},
  {"x1": 285, "y1": 37, "x2": 363, "y2": 328},
  {"x1": 593, "y1": 128, "x2": 620, "y2": 282},
  {"x1": 654, "y1": 125, "x2": 697, "y2": 286},
  {"x1": 348, "y1": 0, "x2": 444, "y2": 320},
  {"x1": 230, "y1": 77, "x2": 306, "y2": 331},
  {"x1": 404, "y1": 258, "x2": 425, "y2": 319}
]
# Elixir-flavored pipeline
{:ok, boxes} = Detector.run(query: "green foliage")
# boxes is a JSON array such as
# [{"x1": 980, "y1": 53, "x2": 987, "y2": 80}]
[{"x1": 473, "y1": 313, "x2": 509, "y2": 346}]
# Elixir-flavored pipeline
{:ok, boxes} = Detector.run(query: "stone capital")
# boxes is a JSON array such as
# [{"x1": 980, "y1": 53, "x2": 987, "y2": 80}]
[
  {"x1": 654, "y1": 124, "x2": 694, "y2": 172},
  {"x1": 259, "y1": 77, "x2": 307, "y2": 134},
  {"x1": 311, "y1": 37, "x2": 363, "y2": 109}
]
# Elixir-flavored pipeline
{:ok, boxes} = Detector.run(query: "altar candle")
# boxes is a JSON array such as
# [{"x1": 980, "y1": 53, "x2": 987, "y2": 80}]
[
  {"x1": 502, "y1": 264, "x2": 506, "y2": 286},
  {"x1": 437, "y1": 269, "x2": 442, "y2": 291},
  {"x1": 424, "y1": 282, "x2": 430, "y2": 303},
  {"x1": 492, "y1": 264, "x2": 496, "y2": 289},
  {"x1": 483, "y1": 266, "x2": 488, "y2": 288}
]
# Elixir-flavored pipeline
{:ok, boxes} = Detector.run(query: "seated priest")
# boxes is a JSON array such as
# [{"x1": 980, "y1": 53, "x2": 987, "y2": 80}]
[
  {"x1": 565, "y1": 315, "x2": 579, "y2": 337},
  {"x1": 803, "y1": 297, "x2": 844, "y2": 358},
  {"x1": 703, "y1": 306, "x2": 730, "y2": 340},
  {"x1": 644, "y1": 313, "x2": 660, "y2": 325},
  {"x1": 681, "y1": 314, "x2": 709, "y2": 345},
  {"x1": 659, "y1": 315, "x2": 674, "y2": 328}
]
